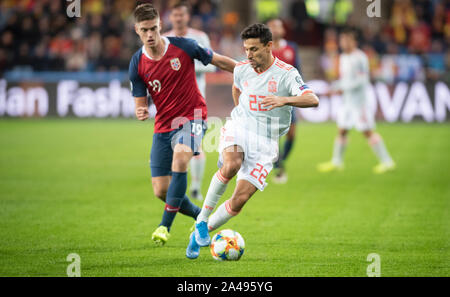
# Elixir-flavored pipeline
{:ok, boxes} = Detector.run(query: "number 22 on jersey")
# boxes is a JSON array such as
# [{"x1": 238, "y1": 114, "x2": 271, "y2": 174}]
[
  {"x1": 250, "y1": 163, "x2": 268, "y2": 186},
  {"x1": 249, "y1": 95, "x2": 268, "y2": 112}
]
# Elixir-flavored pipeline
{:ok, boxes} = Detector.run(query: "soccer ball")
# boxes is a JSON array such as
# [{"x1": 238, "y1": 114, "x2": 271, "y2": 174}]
[{"x1": 210, "y1": 229, "x2": 245, "y2": 261}]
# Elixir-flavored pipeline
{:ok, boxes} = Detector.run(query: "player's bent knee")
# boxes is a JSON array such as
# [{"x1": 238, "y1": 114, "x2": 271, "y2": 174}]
[
  {"x1": 152, "y1": 187, "x2": 167, "y2": 201},
  {"x1": 222, "y1": 159, "x2": 242, "y2": 178},
  {"x1": 152, "y1": 183, "x2": 168, "y2": 202},
  {"x1": 172, "y1": 158, "x2": 189, "y2": 172},
  {"x1": 151, "y1": 178, "x2": 169, "y2": 201}
]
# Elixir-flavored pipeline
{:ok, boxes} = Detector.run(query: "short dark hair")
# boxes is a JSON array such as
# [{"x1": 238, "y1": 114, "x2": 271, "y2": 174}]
[
  {"x1": 240, "y1": 23, "x2": 272, "y2": 45},
  {"x1": 171, "y1": 0, "x2": 191, "y2": 13},
  {"x1": 134, "y1": 3, "x2": 159, "y2": 23}
]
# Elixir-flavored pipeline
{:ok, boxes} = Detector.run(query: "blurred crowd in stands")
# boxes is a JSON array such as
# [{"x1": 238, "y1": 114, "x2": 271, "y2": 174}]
[
  {"x1": 0, "y1": 0, "x2": 449, "y2": 84},
  {"x1": 317, "y1": 0, "x2": 450, "y2": 83}
]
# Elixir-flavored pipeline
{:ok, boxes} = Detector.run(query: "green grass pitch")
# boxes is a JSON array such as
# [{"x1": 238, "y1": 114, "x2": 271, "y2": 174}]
[{"x1": 0, "y1": 118, "x2": 448, "y2": 277}]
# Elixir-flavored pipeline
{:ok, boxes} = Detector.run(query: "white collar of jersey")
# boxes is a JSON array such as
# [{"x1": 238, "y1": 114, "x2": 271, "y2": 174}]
[
  {"x1": 252, "y1": 56, "x2": 278, "y2": 75},
  {"x1": 142, "y1": 36, "x2": 170, "y2": 60}
]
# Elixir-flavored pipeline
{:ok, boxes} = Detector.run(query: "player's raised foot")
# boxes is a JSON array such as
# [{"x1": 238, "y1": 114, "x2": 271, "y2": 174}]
[
  {"x1": 317, "y1": 161, "x2": 344, "y2": 173},
  {"x1": 194, "y1": 221, "x2": 210, "y2": 247},
  {"x1": 190, "y1": 189, "x2": 203, "y2": 201},
  {"x1": 272, "y1": 168, "x2": 288, "y2": 184},
  {"x1": 186, "y1": 232, "x2": 200, "y2": 259},
  {"x1": 373, "y1": 162, "x2": 396, "y2": 174},
  {"x1": 151, "y1": 226, "x2": 170, "y2": 246}
]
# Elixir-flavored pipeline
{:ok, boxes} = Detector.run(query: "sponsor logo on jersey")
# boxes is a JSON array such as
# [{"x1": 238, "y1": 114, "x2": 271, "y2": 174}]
[{"x1": 170, "y1": 58, "x2": 181, "y2": 71}]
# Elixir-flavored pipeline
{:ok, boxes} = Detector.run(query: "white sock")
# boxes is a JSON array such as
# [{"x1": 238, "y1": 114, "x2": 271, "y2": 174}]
[
  {"x1": 190, "y1": 153, "x2": 206, "y2": 191},
  {"x1": 207, "y1": 199, "x2": 239, "y2": 233},
  {"x1": 196, "y1": 170, "x2": 229, "y2": 223},
  {"x1": 332, "y1": 136, "x2": 347, "y2": 165},
  {"x1": 369, "y1": 134, "x2": 393, "y2": 164}
]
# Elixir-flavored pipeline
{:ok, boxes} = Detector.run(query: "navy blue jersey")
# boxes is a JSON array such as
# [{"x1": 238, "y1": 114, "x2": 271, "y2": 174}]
[{"x1": 129, "y1": 36, "x2": 213, "y2": 132}]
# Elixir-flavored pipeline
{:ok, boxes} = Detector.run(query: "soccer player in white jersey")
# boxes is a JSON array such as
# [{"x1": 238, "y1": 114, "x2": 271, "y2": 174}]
[
  {"x1": 186, "y1": 23, "x2": 319, "y2": 259},
  {"x1": 164, "y1": 1, "x2": 216, "y2": 200},
  {"x1": 317, "y1": 29, "x2": 395, "y2": 174}
]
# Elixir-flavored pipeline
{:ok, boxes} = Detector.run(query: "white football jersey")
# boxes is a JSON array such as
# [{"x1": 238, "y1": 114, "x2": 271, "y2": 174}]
[
  {"x1": 232, "y1": 57, "x2": 311, "y2": 139},
  {"x1": 334, "y1": 49, "x2": 370, "y2": 108},
  {"x1": 164, "y1": 28, "x2": 215, "y2": 97}
]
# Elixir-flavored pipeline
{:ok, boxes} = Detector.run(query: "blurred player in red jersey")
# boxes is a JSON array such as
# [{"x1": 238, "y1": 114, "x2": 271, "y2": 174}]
[
  {"x1": 129, "y1": 4, "x2": 236, "y2": 245},
  {"x1": 164, "y1": 1, "x2": 216, "y2": 201},
  {"x1": 266, "y1": 18, "x2": 302, "y2": 184}
]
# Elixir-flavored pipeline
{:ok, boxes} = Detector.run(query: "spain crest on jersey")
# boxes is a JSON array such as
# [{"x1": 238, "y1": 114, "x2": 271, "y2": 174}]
[
  {"x1": 268, "y1": 79, "x2": 277, "y2": 93},
  {"x1": 170, "y1": 58, "x2": 181, "y2": 71}
]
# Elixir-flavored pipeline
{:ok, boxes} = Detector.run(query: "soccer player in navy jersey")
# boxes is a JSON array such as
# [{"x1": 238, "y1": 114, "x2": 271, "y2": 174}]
[
  {"x1": 129, "y1": 3, "x2": 236, "y2": 245},
  {"x1": 266, "y1": 18, "x2": 302, "y2": 184}
]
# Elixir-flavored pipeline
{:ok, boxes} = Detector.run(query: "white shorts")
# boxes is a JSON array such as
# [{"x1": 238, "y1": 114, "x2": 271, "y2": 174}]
[
  {"x1": 336, "y1": 105, "x2": 375, "y2": 132},
  {"x1": 218, "y1": 120, "x2": 278, "y2": 191}
]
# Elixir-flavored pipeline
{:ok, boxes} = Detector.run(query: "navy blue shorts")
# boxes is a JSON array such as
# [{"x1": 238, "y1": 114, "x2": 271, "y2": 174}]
[{"x1": 150, "y1": 120, "x2": 207, "y2": 177}]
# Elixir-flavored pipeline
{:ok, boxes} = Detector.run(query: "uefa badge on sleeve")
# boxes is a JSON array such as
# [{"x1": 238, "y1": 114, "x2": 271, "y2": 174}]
[{"x1": 170, "y1": 58, "x2": 181, "y2": 71}]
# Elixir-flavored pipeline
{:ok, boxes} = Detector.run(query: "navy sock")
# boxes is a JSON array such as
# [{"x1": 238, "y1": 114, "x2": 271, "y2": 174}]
[
  {"x1": 159, "y1": 172, "x2": 187, "y2": 231},
  {"x1": 281, "y1": 139, "x2": 294, "y2": 162},
  {"x1": 274, "y1": 159, "x2": 280, "y2": 169},
  {"x1": 179, "y1": 195, "x2": 201, "y2": 220}
]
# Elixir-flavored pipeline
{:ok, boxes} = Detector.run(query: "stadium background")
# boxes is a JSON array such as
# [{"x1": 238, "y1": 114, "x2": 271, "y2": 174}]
[
  {"x1": 0, "y1": 0, "x2": 449, "y2": 277},
  {"x1": 1, "y1": 0, "x2": 449, "y2": 120}
]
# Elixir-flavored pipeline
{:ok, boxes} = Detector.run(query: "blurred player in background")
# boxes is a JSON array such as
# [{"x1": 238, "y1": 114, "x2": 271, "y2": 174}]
[
  {"x1": 317, "y1": 29, "x2": 395, "y2": 174},
  {"x1": 186, "y1": 23, "x2": 319, "y2": 259},
  {"x1": 164, "y1": 1, "x2": 216, "y2": 201},
  {"x1": 266, "y1": 18, "x2": 301, "y2": 184},
  {"x1": 129, "y1": 3, "x2": 236, "y2": 245}
]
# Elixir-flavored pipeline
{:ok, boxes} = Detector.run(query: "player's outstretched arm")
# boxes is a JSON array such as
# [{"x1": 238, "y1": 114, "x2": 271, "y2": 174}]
[
  {"x1": 261, "y1": 92, "x2": 319, "y2": 110},
  {"x1": 286, "y1": 92, "x2": 320, "y2": 108},
  {"x1": 134, "y1": 97, "x2": 149, "y2": 121},
  {"x1": 210, "y1": 53, "x2": 236, "y2": 73}
]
